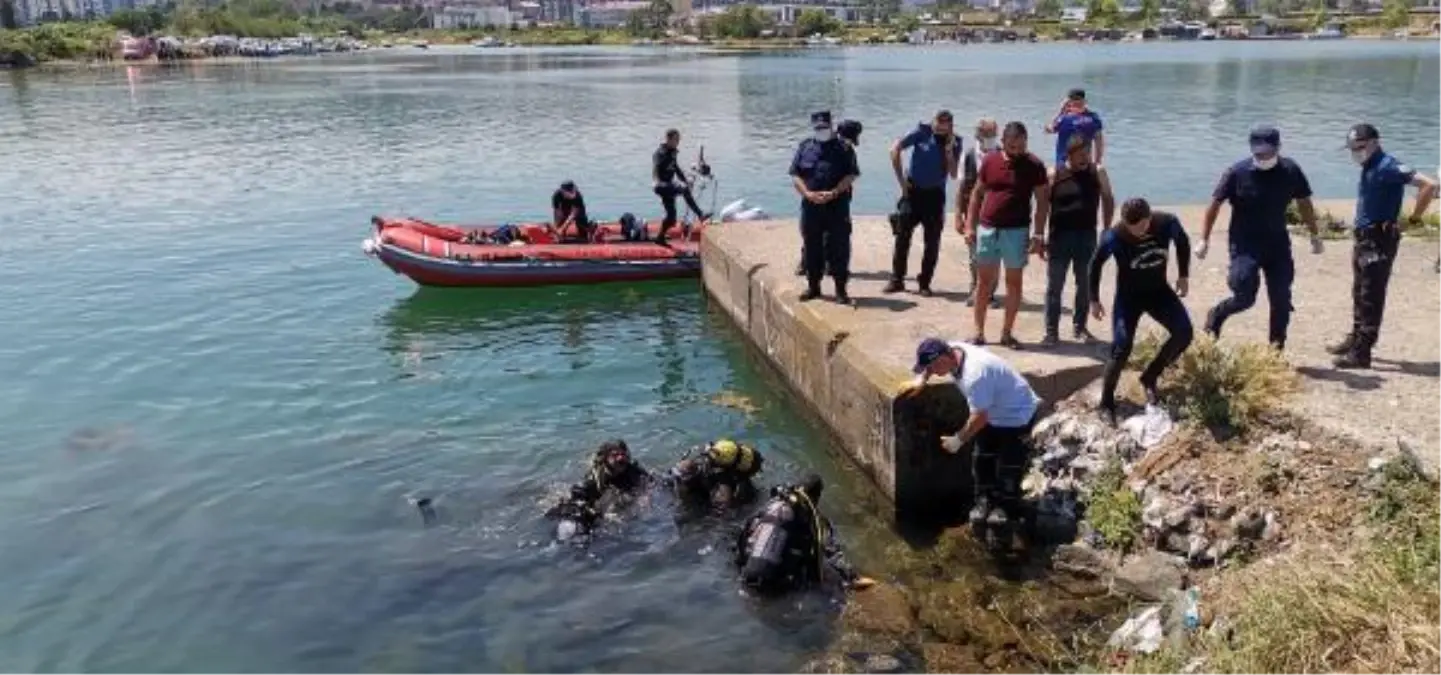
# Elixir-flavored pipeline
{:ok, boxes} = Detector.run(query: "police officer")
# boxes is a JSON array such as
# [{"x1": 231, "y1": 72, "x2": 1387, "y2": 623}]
[
  {"x1": 1328, "y1": 124, "x2": 1438, "y2": 369},
  {"x1": 797, "y1": 119, "x2": 863, "y2": 277},
  {"x1": 789, "y1": 111, "x2": 861, "y2": 305},
  {"x1": 887, "y1": 110, "x2": 961, "y2": 296},
  {"x1": 1198, "y1": 126, "x2": 1321, "y2": 352}
]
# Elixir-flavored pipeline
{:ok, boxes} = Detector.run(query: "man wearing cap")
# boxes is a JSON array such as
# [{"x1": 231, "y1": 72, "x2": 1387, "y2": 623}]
[
  {"x1": 797, "y1": 119, "x2": 863, "y2": 276},
  {"x1": 909, "y1": 337, "x2": 1040, "y2": 534},
  {"x1": 1198, "y1": 126, "x2": 1320, "y2": 352},
  {"x1": 1045, "y1": 88, "x2": 1105, "y2": 168},
  {"x1": 551, "y1": 180, "x2": 593, "y2": 241},
  {"x1": 790, "y1": 111, "x2": 861, "y2": 304},
  {"x1": 887, "y1": 110, "x2": 962, "y2": 296},
  {"x1": 653, "y1": 128, "x2": 710, "y2": 246},
  {"x1": 1328, "y1": 123, "x2": 1438, "y2": 369}
]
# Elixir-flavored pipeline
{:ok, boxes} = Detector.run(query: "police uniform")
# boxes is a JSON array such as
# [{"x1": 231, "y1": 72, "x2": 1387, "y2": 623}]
[
  {"x1": 796, "y1": 119, "x2": 863, "y2": 277},
  {"x1": 1204, "y1": 126, "x2": 1314, "y2": 350},
  {"x1": 790, "y1": 111, "x2": 861, "y2": 302},
  {"x1": 1331, "y1": 124, "x2": 1420, "y2": 368}
]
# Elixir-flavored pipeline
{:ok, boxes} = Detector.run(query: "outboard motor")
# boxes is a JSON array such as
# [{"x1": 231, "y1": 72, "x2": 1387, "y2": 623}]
[{"x1": 720, "y1": 199, "x2": 770, "y2": 223}]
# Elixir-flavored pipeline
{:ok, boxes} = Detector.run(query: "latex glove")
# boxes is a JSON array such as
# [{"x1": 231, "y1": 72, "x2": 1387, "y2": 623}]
[
  {"x1": 941, "y1": 434, "x2": 963, "y2": 454},
  {"x1": 1310, "y1": 235, "x2": 1324, "y2": 254},
  {"x1": 850, "y1": 576, "x2": 877, "y2": 590},
  {"x1": 1196, "y1": 240, "x2": 1209, "y2": 260}
]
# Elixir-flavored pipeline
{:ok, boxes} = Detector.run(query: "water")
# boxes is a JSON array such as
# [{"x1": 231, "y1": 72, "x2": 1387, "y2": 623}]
[{"x1": 1, "y1": 41, "x2": 1436, "y2": 672}]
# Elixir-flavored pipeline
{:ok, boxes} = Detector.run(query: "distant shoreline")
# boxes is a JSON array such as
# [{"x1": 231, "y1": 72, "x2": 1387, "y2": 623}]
[{"x1": 21, "y1": 32, "x2": 1435, "y2": 70}]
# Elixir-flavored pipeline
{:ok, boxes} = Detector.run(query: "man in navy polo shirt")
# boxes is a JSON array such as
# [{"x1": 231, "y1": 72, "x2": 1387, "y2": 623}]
[
  {"x1": 1328, "y1": 123, "x2": 1438, "y2": 369},
  {"x1": 1198, "y1": 126, "x2": 1321, "y2": 351},
  {"x1": 887, "y1": 110, "x2": 961, "y2": 296}
]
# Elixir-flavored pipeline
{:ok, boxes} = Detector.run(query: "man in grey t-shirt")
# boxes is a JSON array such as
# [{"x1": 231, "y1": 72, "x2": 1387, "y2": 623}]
[{"x1": 910, "y1": 337, "x2": 1040, "y2": 536}]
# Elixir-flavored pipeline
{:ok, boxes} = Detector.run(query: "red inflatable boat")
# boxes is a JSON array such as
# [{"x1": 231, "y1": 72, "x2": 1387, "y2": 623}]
[{"x1": 362, "y1": 216, "x2": 705, "y2": 287}]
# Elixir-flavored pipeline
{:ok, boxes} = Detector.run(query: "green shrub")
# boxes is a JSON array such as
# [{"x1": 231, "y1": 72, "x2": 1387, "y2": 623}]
[
  {"x1": 1130, "y1": 333, "x2": 1298, "y2": 433},
  {"x1": 1085, "y1": 459, "x2": 1142, "y2": 551}
]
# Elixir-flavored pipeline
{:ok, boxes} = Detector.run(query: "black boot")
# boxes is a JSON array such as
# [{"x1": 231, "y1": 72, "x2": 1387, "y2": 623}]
[
  {"x1": 883, "y1": 279, "x2": 904, "y2": 294},
  {"x1": 1326, "y1": 333, "x2": 1357, "y2": 356},
  {"x1": 834, "y1": 282, "x2": 852, "y2": 306},
  {"x1": 1333, "y1": 351, "x2": 1372, "y2": 369},
  {"x1": 800, "y1": 285, "x2": 822, "y2": 302}
]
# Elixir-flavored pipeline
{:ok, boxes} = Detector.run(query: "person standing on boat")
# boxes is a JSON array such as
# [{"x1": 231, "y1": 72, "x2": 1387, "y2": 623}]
[
  {"x1": 653, "y1": 129, "x2": 710, "y2": 246},
  {"x1": 1327, "y1": 123, "x2": 1438, "y2": 369},
  {"x1": 551, "y1": 180, "x2": 593, "y2": 242},
  {"x1": 1044, "y1": 88, "x2": 1104, "y2": 168},
  {"x1": 886, "y1": 110, "x2": 961, "y2": 297},
  {"x1": 1041, "y1": 136, "x2": 1114, "y2": 347},
  {"x1": 1088, "y1": 198, "x2": 1195, "y2": 424},
  {"x1": 1198, "y1": 126, "x2": 1320, "y2": 352},
  {"x1": 797, "y1": 119, "x2": 863, "y2": 276},
  {"x1": 790, "y1": 110, "x2": 861, "y2": 305}
]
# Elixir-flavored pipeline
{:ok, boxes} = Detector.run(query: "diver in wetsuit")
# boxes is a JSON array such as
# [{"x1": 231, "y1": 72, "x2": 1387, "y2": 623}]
[
  {"x1": 733, "y1": 474, "x2": 872, "y2": 596},
  {"x1": 668, "y1": 439, "x2": 765, "y2": 512},
  {"x1": 545, "y1": 439, "x2": 652, "y2": 540},
  {"x1": 1088, "y1": 198, "x2": 1195, "y2": 424}
]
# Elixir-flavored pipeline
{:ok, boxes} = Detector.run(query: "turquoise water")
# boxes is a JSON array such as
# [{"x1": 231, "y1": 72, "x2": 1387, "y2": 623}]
[{"x1": 0, "y1": 41, "x2": 1436, "y2": 672}]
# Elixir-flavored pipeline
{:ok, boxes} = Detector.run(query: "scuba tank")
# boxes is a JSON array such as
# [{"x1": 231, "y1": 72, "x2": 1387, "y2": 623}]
[{"x1": 746, "y1": 498, "x2": 795, "y2": 566}]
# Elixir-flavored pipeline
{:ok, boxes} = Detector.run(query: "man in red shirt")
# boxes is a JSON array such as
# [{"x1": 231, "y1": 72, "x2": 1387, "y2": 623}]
[{"x1": 964, "y1": 122, "x2": 1050, "y2": 348}]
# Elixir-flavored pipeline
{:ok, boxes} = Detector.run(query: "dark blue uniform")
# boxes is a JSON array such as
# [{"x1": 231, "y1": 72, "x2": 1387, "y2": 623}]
[
  {"x1": 1343, "y1": 150, "x2": 1416, "y2": 362},
  {"x1": 790, "y1": 121, "x2": 860, "y2": 297},
  {"x1": 1204, "y1": 157, "x2": 1313, "y2": 348},
  {"x1": 1089, "y1": 211, "x2": 1194, "y2": 409}
]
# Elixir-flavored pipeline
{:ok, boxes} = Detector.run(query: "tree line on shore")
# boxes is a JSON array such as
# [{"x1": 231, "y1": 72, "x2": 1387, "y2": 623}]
[{"x1": 0, "y1": 0, "x2": 1426, "y2": 64}]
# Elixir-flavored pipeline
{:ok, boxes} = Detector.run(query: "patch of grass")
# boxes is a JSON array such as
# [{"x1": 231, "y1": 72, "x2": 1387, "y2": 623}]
[
  {"x1": 1084, "y1": 459, "x2": 1142, "y2": 552},
  {"x1": 1285, "y1": 202, "x2": 1351, "y2": 240},
  {"x1": 1132, "y1": 333, "x2": 1298, "y2": 433},
  {"x1": 1401, "y1": 211, "x2": 1441, "y2": 241},
  {"x1": 1108, "y1": 455, "x2": 1440, "y2": 674}
]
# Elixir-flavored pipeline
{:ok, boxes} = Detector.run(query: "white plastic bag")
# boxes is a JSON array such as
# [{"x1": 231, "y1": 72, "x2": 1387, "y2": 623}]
[{"x1": 1122, "y1": 405, "x2": 1174, "y2": 449}]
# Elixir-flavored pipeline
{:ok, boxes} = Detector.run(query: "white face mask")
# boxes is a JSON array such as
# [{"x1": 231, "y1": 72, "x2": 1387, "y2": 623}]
[
  {"x1": 978, "y1": 136, "x2": 997, "y2": 151},
  {"x1": 1351, "y1": 147, "x2": 1373, "y2": 165},
  {"x1": 815, "y1": 128, "x2": 834, "y2": 142},
  {"x1": 1253, "y1": 156, "x2": 1278, "y2": 171}
]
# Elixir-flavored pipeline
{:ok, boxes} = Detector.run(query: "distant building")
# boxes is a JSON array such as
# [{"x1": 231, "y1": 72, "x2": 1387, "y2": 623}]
[
  {"x1": 433, "y1": 2, "x2": 514, "y2": 27},
  {"x1": 1060, "y1": 6, "x2": 1086, "y2": 22},
  {"x1": 577, "y1": 0, "x2": 647, "y2": 27}
]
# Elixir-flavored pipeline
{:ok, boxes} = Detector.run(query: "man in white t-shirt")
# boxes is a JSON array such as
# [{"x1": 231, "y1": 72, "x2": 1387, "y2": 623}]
[{"x1": 909, "y1": 337, "x2": 1041, "y2": 533}]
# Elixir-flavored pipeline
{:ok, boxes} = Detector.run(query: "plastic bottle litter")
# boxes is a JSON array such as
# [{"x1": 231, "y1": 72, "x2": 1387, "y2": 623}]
[
  {"x1": 1122, "y1": 405, "x2": 1175, "y2": 449},
  {"x1": 1182, "y1": 588, "x2": 1201, "y2": 631}
]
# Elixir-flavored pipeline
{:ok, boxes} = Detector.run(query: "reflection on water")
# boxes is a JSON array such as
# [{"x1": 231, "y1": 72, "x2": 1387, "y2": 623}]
[{"x1": 0, "y1": 41, "x2": 1435, "y2": 672}]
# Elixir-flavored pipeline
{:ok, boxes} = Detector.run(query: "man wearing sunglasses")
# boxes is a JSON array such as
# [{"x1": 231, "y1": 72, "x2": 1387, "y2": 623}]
[{"x1": 1328, "y1": 123, "x2": 1437, "y2": 369}]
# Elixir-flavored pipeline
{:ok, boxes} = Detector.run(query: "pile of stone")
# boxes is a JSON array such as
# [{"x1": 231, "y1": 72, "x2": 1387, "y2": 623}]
[{"x1": 1024, "y1": 401, "x2": 1286, "y2": 569}]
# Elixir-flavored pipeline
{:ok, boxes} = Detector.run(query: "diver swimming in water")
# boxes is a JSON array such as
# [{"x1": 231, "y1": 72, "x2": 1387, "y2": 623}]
[
  {"x1": 733, "y1": 474, "x2": 873, "y2": 596},
  {"x1": 668, "y1": 439, "x2": 765, "y2": 513},
  {"x1": 545, "y1": 439, "x2": 652, "y2": 541}
]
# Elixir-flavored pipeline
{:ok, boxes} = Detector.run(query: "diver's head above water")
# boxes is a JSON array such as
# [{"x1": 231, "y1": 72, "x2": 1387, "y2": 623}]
[
  {"x1": 800, "y1": 473, "x2": 824, "y2": 504},
  {"x1": 598, "y1": 439, "x2": 632, "y2": 472}
]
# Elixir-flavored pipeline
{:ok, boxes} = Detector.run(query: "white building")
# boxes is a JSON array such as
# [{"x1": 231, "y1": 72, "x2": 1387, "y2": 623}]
[
  {"x1": 1060, "y1": 6, "x2": 1087, "y2": 22},
  {"x1": 577, "y1": 0, "x2": 648, "y2": 27},
  {"x1": 432, "y1": 3, "x2": 514, "y2": 28}
]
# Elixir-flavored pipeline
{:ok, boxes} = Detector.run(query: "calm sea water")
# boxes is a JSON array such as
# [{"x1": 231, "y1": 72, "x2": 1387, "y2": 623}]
[{"x1": 0, "y1": 41, "x2": 1436, "y2": 672}]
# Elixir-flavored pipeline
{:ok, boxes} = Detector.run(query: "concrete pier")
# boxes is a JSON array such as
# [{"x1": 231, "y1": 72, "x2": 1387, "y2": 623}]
[{"x1": 702, "y1": 199, "x2": 1440, "y2": 520}]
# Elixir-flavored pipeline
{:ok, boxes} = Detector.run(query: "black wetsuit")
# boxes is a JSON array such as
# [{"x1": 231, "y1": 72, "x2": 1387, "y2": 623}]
[
  {"x1": 653, "y1": 144, "x2": 705, "y2": 243},
  {"x1": 1088, "y1": 212, "x2": 1195, "y2": 409},
  {"x1": 670, "y1": 451, "x2": 762, "y2": 511},
  {"x1": 734, "y1": 487, "x2": 854, "y2": 595}
]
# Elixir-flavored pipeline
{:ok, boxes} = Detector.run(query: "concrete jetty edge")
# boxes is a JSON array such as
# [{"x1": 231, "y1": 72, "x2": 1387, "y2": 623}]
[{"x1": 702, "y1": 199, "x2": 1440, "y2": 521}]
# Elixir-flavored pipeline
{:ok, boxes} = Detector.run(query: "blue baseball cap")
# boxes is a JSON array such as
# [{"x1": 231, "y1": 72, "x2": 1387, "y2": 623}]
[
  {"x1": 912, "y1": 337, "x2": 951, "y2": 374},
  {"x1": 1249, "y1": 125, "x2": 1280, "y2": 156},
  {"x1": 810, "y1": 110, "x2": 832, "y2": 130}
]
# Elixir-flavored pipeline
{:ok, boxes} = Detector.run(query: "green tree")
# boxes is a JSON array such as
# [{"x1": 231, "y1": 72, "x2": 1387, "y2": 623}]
[
  {"x1": 795, "y1": 7, "x2": 839, "y2": 35},
  {"x1": 1381, "y1": 0, "x2": 1410, "y2": 29},
  {"x1": 1036, "y1": 0, "x2": 1063, "y2": 18},
  {"x1": 108, "y1": 8, "x2": 160, "y2": 34},
  {"x1": 1139, "y1": 0, "x2": 1161, "y2": 23},
  {"x1": 708, "y1": 3, "x2": 771, "y2": 38},
  {"x1": 1307, "y1": 0, "x2": 1328, "y2": 28},
  {"x1": 895, "y1": 11, "x2": 920, "y2": 31},
  {"x1": 0, "y1": 0, "x2": 16, "y2": 29},
  {"x1": 1226, "y1": 0, "x2": 1246, "y2": 16},
  {"x1": 1258, "y1": 0, "x2": 1284, "y2": 15}
]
